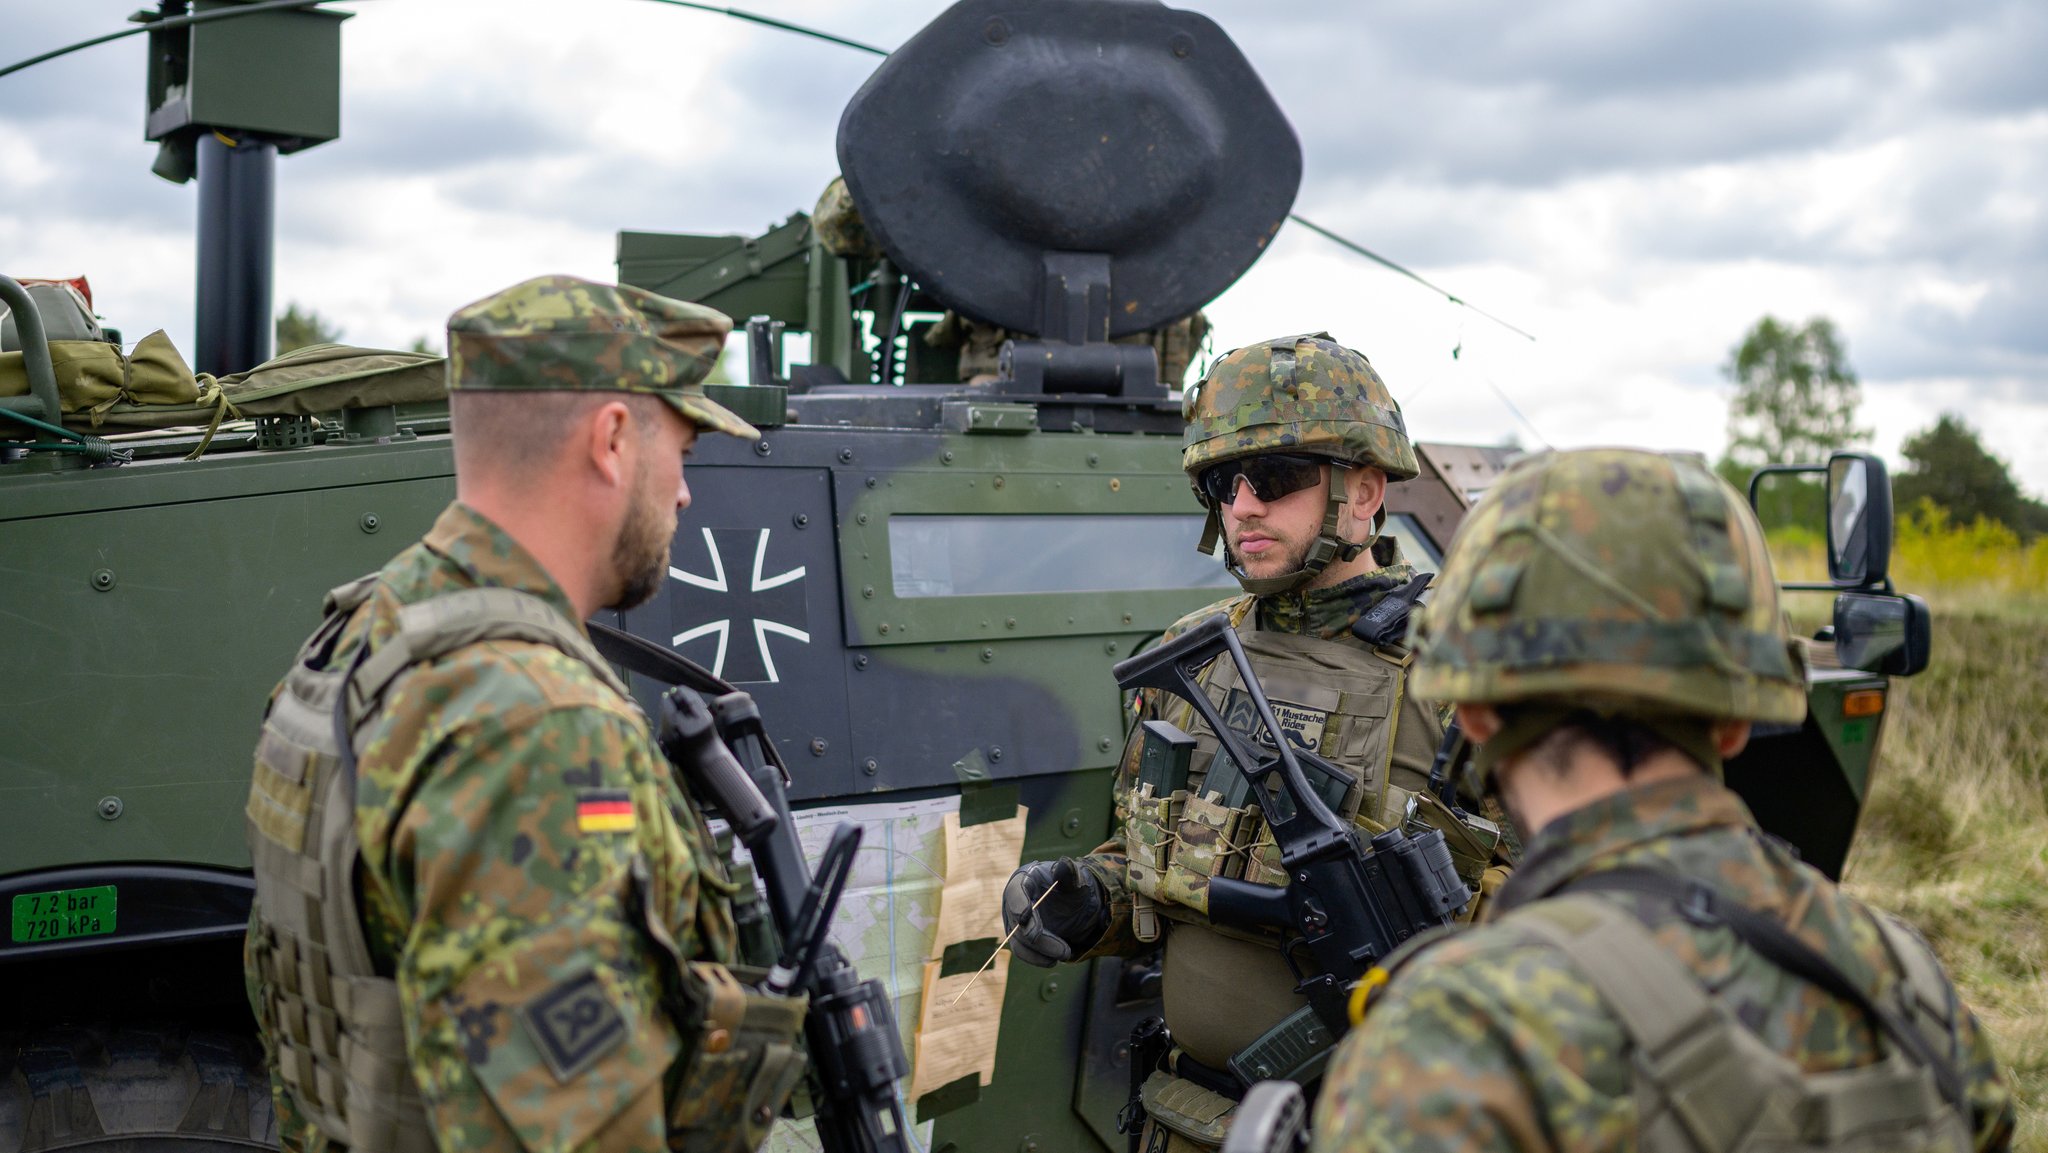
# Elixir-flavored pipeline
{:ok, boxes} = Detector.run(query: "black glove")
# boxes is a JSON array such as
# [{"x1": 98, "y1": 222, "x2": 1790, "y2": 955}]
[{"x1": 1002, "y1": 858, "x2": 1108, "y2": 968}]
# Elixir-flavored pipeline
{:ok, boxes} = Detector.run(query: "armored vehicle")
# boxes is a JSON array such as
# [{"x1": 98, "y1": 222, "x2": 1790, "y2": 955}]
[{"x1": 0, "y1": 2, "x2": 1930, "y2": 1149}]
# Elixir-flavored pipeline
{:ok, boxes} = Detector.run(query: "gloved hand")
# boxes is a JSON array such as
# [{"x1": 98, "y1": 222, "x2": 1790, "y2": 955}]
[{"x1": 1002, "y1": 858, "x2": 1108, "y2": 968}]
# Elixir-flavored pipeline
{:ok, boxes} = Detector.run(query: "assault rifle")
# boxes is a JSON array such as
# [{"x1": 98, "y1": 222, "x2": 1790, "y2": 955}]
[
  {"x1": 1111, "y1": 614, "x2": 1471, "y2": 1033},
  {"x1": 590, "y1": 623, "x2": 914, "y2": 1153}
]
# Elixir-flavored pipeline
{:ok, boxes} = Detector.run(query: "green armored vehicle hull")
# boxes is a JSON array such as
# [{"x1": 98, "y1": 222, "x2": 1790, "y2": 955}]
[{"x1": 0, "y1": 2, "x2": 1926, "y2": 1150}]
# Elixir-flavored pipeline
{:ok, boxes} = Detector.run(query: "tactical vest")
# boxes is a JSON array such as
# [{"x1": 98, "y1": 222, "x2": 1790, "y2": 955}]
[
  {"x1": 1499, "y1": 892, "x2": 1972, "y2": 1153},
  {"x1": 1122, "y1": 595, "x2": 1504, "y2": 1117},
  {"x1": 245, "y1": 579, "x2": 801, "y2": 1152},
  {"x1": 1121, "y1": 598, "x2": 1478, "y2": 938}
]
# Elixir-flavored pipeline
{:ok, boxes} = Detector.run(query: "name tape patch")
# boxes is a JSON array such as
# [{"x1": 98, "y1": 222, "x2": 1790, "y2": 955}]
[{"x1": 1223, "y1": 689, "x2": 1329, "y2": 753}]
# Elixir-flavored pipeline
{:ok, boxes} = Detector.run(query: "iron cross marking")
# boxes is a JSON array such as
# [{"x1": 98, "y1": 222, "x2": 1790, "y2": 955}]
[{"x1": 666, "y1": 527, "x2": 810, "y2": 684}]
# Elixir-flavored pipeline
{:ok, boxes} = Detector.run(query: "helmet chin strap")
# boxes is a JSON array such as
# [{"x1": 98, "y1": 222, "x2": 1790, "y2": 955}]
[{"x1": 1199, "y1": 461, "x2": 1383, "y2": 596}]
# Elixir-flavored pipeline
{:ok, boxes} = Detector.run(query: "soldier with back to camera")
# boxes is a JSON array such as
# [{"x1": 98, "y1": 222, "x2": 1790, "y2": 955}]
[
  {"x1": 242, "y1": 275, "x2": 807, "y2": 1153},
  {"x1": 1002, "y1": 333, "x2": 1514, "y2": 1151},
  {"x1": 1311, "y1": 447, "x2": 2014, "y2": 1153}
]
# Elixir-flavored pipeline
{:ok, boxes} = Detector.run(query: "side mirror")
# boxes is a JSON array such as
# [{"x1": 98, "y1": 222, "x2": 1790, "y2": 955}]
[
  {"x1": 1826, "y1": 452, "x2": 1892, "y2": 588},
  {"x1": 1833, "y1": 591, "x2": 1931, "y2": 676}
]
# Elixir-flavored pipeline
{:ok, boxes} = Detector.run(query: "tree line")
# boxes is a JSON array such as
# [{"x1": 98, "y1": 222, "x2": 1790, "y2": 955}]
[{"x1": 1717, "y1": 316, "x2": 2048, "y2": 540}]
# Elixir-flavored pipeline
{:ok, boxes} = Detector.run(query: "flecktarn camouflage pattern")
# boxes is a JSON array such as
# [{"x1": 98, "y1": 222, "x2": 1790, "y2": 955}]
[
  {"x1": 1181, "y1": 333, "x2": 1418, "y2": 480},
  {"x1": 447, "y1": 274, "x2": 758, "y2": 441},
  {"x1": 1310, "y1": 775, "x2": 2015, "y2": 1152},
  {"x1": 247, "y1": 503, "x2": 798, "y2": 1153},
  {"x1": 1411, "y1": 447, "x2": 1808, "y2": 727},
  {"x1": 811, "y1": 175, "x2": 883, "y2": 260},
  {"x1": 1311, "y1": 446, "x2": 2013, "y2": 1153}
]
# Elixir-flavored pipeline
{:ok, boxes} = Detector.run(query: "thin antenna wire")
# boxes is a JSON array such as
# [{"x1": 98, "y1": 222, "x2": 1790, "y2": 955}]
[
  {"x1": 1286, "y1": 213, "x2": 1536, "y2": 343},
  {"x1": 1478, "y1": 369, "x2": 1551, "y2": 448},
  {"x1": 636, "y1": 0, "x2": 889, "y2": 56},
  {"x1": 0, "y1": 0, "x2": 373, "y2": 83},
  {"x1": 6, "y1": 1, "x2": 1547, "y2": 353}
]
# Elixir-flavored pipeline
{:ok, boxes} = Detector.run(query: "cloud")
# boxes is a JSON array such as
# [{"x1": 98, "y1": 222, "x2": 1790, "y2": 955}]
[{"x1": 3, "y1": 0, "x2": 2045, "y2": 496}]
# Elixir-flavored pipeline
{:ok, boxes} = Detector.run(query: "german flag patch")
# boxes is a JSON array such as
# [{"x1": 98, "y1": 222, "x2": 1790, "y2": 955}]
[{"x1": 575, "y1": 790, "x2": 636, "y2": 834}]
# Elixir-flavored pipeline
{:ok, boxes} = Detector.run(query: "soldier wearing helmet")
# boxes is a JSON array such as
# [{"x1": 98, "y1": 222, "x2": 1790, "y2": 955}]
[
  {"x1": 1311, "y1": 448, "x2": 2013, "y2": 1153},
  {"x1": 1001, "y1": 334, "x2": 1511, "y2": 1151}
]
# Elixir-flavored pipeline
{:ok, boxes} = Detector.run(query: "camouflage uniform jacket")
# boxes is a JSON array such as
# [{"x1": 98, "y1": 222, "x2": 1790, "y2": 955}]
[
  {"x1": 254, "y1": 502, "x2": 741, "y2": 1153},
  {"x1": 1078, "y1": 553, "x2": 1423, "y2": 959},
  {"x1": 1311, "y1": 773, "x2": 2015, "y2": 1153}
]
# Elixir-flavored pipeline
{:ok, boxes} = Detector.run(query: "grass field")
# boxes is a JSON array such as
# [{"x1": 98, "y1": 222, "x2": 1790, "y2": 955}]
[{"x1": 1781, "y1": 506, "x2": 2048, "y2": 1149}]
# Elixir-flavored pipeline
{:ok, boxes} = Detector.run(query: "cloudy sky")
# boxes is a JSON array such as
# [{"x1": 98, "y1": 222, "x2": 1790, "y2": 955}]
[{"x1": 4, "y1": 0, "x2": 2045, "y2": 494}]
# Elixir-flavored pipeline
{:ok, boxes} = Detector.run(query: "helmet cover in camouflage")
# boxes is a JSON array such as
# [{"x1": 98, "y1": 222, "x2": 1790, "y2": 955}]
[
  {"x1": 1182, "y1": 332, "x2": 1419, "y2": 480},
  {"x1": 1412, "y1": 448, "x2": 1807, "y2": 725},
  {"x1": 812, "y1": 175, "x2": 883, "y2": 260},
  {"x1": 447, "y1": 274, "x2": 758, "y2": 440}
]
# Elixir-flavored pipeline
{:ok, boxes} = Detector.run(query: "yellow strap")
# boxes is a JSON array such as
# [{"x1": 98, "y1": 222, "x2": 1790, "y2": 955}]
[{"x1": 1349, "y1": 967, "x2": 1389, "y2": 1026}]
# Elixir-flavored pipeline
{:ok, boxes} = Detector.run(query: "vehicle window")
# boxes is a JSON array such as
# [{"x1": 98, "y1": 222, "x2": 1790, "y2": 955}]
[
  {"x1": 889, "y1": 515, "x2": 1238, "y2": 597},
  {"x1": 888, "y1": 511, "x2": 1444, "y2": 598}
]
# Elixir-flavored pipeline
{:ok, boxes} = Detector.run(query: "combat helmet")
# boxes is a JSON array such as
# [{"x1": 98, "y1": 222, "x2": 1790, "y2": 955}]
[
  {"x1": 1182, "y1": 332, "x2": 1419, "y2": 594},
  {"x1": 1412, "y1": 448, "x2": 1808, "y2": 774}
]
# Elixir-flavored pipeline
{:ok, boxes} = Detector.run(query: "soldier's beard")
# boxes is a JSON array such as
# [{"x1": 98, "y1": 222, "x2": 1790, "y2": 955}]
[
  {"x1": 607, "y1": 466, "x2": 675, "y2": 612},
  {"x1": 1226, "y1": 518, "x2": 1313, "y2": 581}
]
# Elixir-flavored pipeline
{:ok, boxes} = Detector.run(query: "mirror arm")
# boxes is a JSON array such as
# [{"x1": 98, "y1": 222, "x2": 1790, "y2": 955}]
[{"x1": 1746, "y1": 462, "x2": 1822, "y2": 511}]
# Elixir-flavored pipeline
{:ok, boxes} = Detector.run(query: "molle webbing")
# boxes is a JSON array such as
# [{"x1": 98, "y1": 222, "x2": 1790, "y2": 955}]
[{"x1": 249, "y1": 579, "x2": 622, "y2": 1151}]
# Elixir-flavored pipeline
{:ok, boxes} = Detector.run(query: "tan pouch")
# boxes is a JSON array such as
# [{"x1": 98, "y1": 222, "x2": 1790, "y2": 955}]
[
  {"x1": 1139, "y1": 1070, "x2": 1235, "y2": 1147},
  {"x1": 1126, "y1": 788, "x2": 1183, "y2": 901},
  {"x1": 1161, "y1": 792, "x2": 1245, "y2": 915}
]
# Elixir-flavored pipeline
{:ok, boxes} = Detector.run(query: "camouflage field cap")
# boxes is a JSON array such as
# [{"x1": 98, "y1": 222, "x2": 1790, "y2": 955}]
[
  {"x1": 1181, "y1": 333, "x2": 1419, "y2": 480},
  {"x1": 1412, "y1": 448, "x2": 1808, "y2": 726},
  {"x1": 447, "y1": 275, "x2": 758, "y2": 440}
]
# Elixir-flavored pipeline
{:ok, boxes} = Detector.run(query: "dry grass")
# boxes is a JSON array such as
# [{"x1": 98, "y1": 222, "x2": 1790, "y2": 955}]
[{"x1": 1835, "y1": 586, "x2": 2048, "y2": 1148}]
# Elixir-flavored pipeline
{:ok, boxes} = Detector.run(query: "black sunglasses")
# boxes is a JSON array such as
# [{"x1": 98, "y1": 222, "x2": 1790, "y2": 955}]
[{"x1": 1194, "y1": 453, "x2": 1327, "y2": 509}]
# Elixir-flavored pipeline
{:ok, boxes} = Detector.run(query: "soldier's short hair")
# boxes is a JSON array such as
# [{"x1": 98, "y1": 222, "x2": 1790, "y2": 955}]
[{"x1": 449, "y1": 390, "x2": 668, "y2": 481}]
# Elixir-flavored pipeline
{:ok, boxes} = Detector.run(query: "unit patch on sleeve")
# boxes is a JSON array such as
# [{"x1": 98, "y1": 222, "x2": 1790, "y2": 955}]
[
  {"x1": 520, "y1": 969, "x2": 628, "y2": 1082},
  {"x1": 574, "y1": 789, "x2": 636, "y2": 834}
]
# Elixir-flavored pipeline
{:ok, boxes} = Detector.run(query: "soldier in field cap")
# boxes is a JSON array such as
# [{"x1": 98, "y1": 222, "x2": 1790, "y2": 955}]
[{"x1": 243, "y1": 275, "x2": 806, "y2": 1153}]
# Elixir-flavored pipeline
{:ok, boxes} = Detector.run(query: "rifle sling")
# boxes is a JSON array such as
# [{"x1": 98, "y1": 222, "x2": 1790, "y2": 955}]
[
  {"x1": 1565, "y1": 867, "x2": 1967, "y2": 1113},
  {"x1": 589, "y1": 619, "x2": 736, "y2": 695}
]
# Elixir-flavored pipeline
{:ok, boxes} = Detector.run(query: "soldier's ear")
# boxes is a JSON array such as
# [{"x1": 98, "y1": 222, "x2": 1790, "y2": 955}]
[
  {"x1": 1347, "y1": 464, "x2": 1388, "y2": 523},
  {"x1": 1455, "y1": 703, "x2": 1503, "y2": 744},
  {"x1": 586, "y1": 400, "x2": 636, "y2": 489},
  {"x1": 1711, "y1": 719, "x2": 1752, "y2": 759}
]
